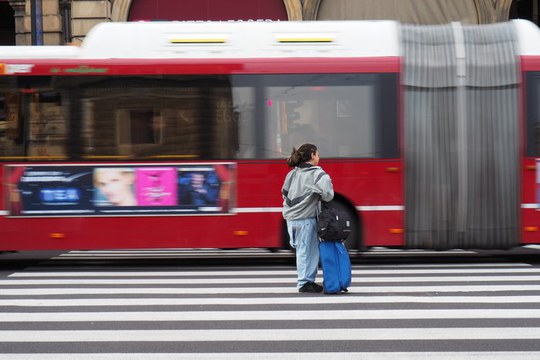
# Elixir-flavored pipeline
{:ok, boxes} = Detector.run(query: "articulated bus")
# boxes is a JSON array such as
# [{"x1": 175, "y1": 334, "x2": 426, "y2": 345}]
[{"x1": 2, "y1": 20, "x2": 540, "y2": 252}]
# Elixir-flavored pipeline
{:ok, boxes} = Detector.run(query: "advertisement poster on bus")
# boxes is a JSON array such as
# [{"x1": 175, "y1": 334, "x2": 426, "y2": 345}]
[{"x1": 5, "y1": 163, "x2": 236, "y2": 217}]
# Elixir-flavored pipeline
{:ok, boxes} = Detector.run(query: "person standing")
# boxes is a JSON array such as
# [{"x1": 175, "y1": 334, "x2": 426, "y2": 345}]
[{"x1": 282, "y1": 143, "x2": 334, "y2": 293}]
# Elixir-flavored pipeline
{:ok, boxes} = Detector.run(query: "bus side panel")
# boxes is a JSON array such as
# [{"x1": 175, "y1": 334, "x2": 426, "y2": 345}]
[
  {"x1": 0, "y1": 215, "x2": 280, "y2": 251},
  {"x1": 0, "y1": 160, "x2": 404, "y2": 251},
  {"x1": 521, "y1": 158, "x2": 540, "y2": 244},
  {"x1": 0, "y1": 162, "x2": 283, "y2": 251},
  {"x1": 361, "y1": 210, "x2": 404, "y2": 247},
  {"x1": 521, "y1": 64, "x2": 540, "y2": 245},
  {"x1": 324, "y1": 160, "x2": 404, "y2": 248}
]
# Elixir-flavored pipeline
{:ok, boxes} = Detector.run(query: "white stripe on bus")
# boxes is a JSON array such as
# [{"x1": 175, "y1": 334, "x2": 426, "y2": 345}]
[
  {"x1": 356, "y1": 205, "x2": 404, "y2": 211},
  {"x1": 231, "y1": 207, "x2": 283, "y2": 213},
  {"x1": 232, "y1": 206, "x2": 405, "y2": 213},
  {"x1": 0, "y1": 207, "x2": 404, "y2": 215},
  {"x1": 1, "y1": 203, "x2": 538, "y2": 216}
]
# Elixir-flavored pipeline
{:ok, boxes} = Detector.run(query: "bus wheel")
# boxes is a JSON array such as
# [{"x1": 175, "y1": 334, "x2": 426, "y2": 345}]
[{"x1": 331, "y1": 199, "x2": 362, "y2": 251}]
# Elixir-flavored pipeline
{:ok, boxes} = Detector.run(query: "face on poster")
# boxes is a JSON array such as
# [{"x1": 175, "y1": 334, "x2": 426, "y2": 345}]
[
  {"x1": 93, "y1": 168, "x2": 137, "y2": 207},
  {"x1": 6, "y1": 163, "x2": 236, "y2": 217},
  {"x1": 178, "y1": 167, "x2": 221, "y2": 208}
]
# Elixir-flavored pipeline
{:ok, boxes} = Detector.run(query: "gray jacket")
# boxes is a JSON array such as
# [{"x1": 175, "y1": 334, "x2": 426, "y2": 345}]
[{"x1": 281, "y1": 163, "x2": 334, "y2": 220}]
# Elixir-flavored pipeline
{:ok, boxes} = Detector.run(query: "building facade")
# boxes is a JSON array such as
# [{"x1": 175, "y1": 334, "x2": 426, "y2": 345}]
[{"x1": 0, "y1": 0, "x2": 536, "y2": 46}]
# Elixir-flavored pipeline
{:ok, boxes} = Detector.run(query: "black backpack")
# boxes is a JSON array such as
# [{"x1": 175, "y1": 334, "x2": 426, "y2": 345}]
[{"x1": 317, "y1": 201, "x2": 352, "y2": 242}]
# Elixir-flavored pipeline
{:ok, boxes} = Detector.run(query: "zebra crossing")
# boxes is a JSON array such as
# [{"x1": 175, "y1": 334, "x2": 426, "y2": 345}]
[{"x1": 1, "y1": 250, "x2": 540, "y2": 358}]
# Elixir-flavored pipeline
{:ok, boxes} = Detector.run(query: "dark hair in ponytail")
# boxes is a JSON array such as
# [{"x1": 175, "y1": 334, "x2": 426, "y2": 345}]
[{"x1": 287, "y1": 143, "x2": 318, "y2": 167}]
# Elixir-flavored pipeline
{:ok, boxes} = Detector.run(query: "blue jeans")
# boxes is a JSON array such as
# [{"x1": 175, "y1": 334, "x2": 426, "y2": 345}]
[{"x1": 286, "y1": 217, "x2": 319, "y2": 288}]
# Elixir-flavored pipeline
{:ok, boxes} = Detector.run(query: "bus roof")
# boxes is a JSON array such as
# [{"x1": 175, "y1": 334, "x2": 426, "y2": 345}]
[
  {"x1": 513, "y1": 19, "x2": 540, "y2": 56},
  {"x1": 1, "y1": 20, "x2": 540, "y2": 62},
  {"x1": 80, "y1": 20, "x2": 401, "y2": 59}
]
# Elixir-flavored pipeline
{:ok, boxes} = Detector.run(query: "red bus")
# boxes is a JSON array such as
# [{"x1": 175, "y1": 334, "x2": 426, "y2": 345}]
[{"x1": 1, "y1": 19, "x2": 540, "y2": 252}]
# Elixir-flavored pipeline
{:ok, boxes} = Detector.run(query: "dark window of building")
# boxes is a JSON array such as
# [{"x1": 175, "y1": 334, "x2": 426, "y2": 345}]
[
  {"x1": 118, "y1": 110, "x2": 162, "y2": 145},
  {"x1": 509, "y1": 0, "x2": 539, "y2": 25},
  {"x1": 0, "y1": 2, "x2": 15, "y2": 45}
]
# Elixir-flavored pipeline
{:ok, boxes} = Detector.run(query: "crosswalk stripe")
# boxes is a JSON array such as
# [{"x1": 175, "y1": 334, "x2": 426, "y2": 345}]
[
  {"x1": 2, "y1": 284, "x2": 540, "y2": 295},
  {"x1": 2, "y1": 309, "x2": 540, "y2": 322},
  {"x1": 1, "y1": 295, "x2": 539, "y2": 307},
  {"x1": 8, "y1": 267, "x2": 540, "y2": 277},
  {"x1": 4, "y1": 353, "x2": 540, "y2": 360},
  {"x1": 2, "y1": 274, "x2": 540, "y2": 285},
  {"x1": 2, "y1": 328, "x2": 540, "y2": 341}
]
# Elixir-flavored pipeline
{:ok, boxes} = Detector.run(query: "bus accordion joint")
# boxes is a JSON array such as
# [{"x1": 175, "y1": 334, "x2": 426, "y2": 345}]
[
  {"x1": 524, "y1": 227, "x2": 539, "y2": 232},
  {"x1": 50, "y1": 233, "x2": 65, "y2": 239},
  {"x1": 389, "y1": 228, "x2": 404, "y2": 234},
  {"x1": 233, "y1": 230, "x2": 249, "y2": 236},
  {"x1": 386, "y1": 167, "x2": 400, "y2": 172}
]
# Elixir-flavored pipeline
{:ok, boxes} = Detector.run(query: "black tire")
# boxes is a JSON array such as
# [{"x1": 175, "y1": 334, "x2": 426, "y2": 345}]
[
  {"x1": 281, "y1": 198, "x2": 362, "y2": 251},
  {"x1": 331, "y1": 198, "x2": 361, "y2": 251}
]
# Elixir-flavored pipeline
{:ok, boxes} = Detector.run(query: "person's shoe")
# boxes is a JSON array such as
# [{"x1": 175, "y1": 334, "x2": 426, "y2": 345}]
[{"x1": 299, "y1": 282, "x2": 324, "y2": 293}]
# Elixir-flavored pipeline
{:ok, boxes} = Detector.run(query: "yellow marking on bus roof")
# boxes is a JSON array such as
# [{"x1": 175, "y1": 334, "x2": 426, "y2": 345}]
[
  {"x1": 170, "y1": 39, "x2": 227, "y2": 44},
  {"x1": 278, "y1": 38, "x2": 334, "y2": 43}
]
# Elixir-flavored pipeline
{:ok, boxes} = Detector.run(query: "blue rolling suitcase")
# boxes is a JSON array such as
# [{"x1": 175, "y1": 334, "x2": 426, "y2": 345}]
[{"x1": 319, "y1": 241, "x2": 352, "y2": 294}]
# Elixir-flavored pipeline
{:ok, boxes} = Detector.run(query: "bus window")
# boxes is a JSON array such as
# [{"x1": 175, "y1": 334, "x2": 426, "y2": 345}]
[
  {"x1": 231, "y1": 85, "x2": 255, "y2": 159},
  {"x1": 29, "y1": 90, "x2": 66, "y2": 159},
  {"x1": 0, "y1": 77, "x2": 68, "y2": 161},
  {"x1": 76, "y1": 76, "x2": 237, "y2": 160},
  {"x1": 263, "y1": 74, "x2": 385, "y2": 159},
  {"x1": 0, "y1": 90, "x2": 24, "y2": 159},
  {"x1": 526, "y1": 73, "x2": 540, "y2": 157},
  {"x1": 0, "y1": 73, "x2": 397, "y2": 162}
]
